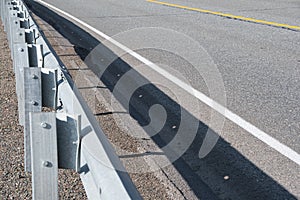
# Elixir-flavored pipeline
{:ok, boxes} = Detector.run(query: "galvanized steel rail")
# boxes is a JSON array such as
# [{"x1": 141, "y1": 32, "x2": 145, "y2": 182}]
[{"x1": 0, "y1": 0, "x2": 141, "y2": 199}]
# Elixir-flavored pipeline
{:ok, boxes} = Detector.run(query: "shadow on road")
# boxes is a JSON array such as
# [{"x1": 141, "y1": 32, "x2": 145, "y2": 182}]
[{"x1": 25, "y1": 1, "x2": 297, "y2": 199}]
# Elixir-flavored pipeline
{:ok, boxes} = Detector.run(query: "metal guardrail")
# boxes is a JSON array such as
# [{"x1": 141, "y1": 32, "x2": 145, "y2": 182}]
[{"x1": 0, "y1": 0, "x2": 142, "y2": 199}]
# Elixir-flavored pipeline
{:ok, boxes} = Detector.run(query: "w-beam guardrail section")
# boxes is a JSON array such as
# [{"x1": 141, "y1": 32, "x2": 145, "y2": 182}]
[{"x1": 0, "y1": 0, "x2": 142, "y2": 199}]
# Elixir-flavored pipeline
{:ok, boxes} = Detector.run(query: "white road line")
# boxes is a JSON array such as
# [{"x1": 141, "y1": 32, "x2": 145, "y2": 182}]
[{"x1": 36, "y1": 0, "x2": 300, "y2": 166}]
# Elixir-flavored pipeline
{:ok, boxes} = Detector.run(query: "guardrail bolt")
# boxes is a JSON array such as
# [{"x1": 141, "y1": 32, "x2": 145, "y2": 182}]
[
  {"x1": 32, "y1": 74, "x2": 38, "y2": 79},
  {"x1": 19, "y1": 32, "x2": 23, "y2": 36},
  {"x1": 19, "y1": 48, "x2": 24, "y2": 52},
  {"x1": 30, "y1": 100, "x2": 38, "y2": 106},
  {"x1": 41, "y1": 122, "x2": 48, "y2": 128},
  {"x1": 43, "y1": 161, "x2": 52, "y2": 168},
  {"x1": 72, "y1": 141, "x2": 78, "y2": 145}
]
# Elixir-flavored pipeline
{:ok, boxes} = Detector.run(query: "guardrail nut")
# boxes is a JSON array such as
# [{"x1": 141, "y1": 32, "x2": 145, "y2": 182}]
[
  {"x1": 32, "y1": 74, "x2": 38, "y2": 79},
  {"x1": 41, "y1": 122, "x2": 48, "y2": 128},
  {"x1": 31, "y1": 100, "x2": 38, "y2": 106},
  {"x1": 43, "y1": 161, "x2": 52, "y2": 168}
]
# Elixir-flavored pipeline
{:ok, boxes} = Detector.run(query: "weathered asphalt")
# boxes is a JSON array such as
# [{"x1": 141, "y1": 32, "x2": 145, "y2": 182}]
[{"x1": 27, "y1": 0, "x2": 300, "y2": 199}]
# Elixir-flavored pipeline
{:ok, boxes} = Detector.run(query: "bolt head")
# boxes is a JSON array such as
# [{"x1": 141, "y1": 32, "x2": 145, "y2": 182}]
[
  {"x1": 30, "y1": 101, "x2": 38, "y2": 106},
  {"x1": 41, "y1": 122, "x2": 47, "y2": 128},
  {"x1": 43, "y1": 161, "x2": 52, "y2": 167},
  {"x1": 32, "y1": 74, "x2": 38, "y2": 79}
]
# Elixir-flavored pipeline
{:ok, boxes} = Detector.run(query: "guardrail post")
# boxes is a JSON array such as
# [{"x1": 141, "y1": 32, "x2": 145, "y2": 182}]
[
  {"x1": 2, "y1": 1, "x2": 12, "y2": 31},
  {"x1": 8, "y1": 15, "x2": 20, "y2": 57},
  {"x1": 41, "y1": 68, "x2": 58, "y2": 109},
  {"x1": 0, "y1": 0, "x2": 7, "y2": 21},
  {"x1": 56, "y1": 113, "x2": 81, "y2": 171},
  {"x1": 4, "y1": 4, "x2": 13, "y2": 35},
  {"x1": 13, "y1": 43, "x2": 29, "y2": 125},
  {"x1": 20, "y1": 17, "x2": 29, "y2": 28},
  {"x1": 28, "y1": 44, "x2": 43, "y2": 67},
  {"x1": 30, "y1": 112, "x2": 58, "y2": 200},
  {"x1": 25, "y1": 28, "x2": 36, "y2": 44},
  {"x1": 24, "y1": 67, "x2": 42, "y2": 171}
]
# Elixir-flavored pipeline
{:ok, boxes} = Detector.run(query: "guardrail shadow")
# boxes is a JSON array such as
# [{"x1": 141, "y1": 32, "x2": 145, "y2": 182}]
[{"x1": 25, "y1": 1, "x2": 297, "y2": 199}]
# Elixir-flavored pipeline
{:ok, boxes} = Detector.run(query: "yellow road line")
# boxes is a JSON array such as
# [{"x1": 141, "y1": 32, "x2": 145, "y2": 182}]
[{"x1": 147, "y1": 0, "x2": 300, "y2": 31}]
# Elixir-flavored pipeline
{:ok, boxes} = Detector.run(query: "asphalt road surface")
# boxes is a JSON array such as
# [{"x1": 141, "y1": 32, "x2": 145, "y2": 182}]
[{"x1": 27, "y1": 0, "x2": 300, "y2": 199}]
